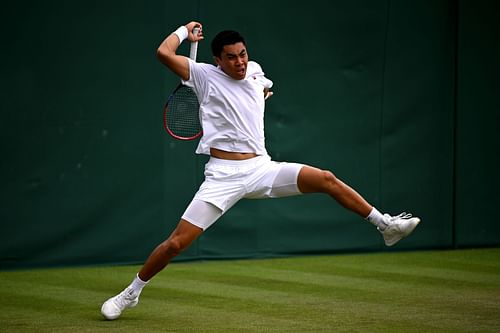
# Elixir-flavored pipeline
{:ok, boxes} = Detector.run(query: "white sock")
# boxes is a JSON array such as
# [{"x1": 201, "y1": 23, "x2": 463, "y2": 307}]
[
  {"x1": 129, "y1": 274, "x2": 149, "y2": 295},
  {"x1": 365, "y1": 207, "x2": 388, "y2": 230}
]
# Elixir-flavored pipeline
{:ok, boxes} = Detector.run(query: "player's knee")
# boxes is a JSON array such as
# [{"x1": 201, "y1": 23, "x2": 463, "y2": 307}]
[
  {"x1": 162, "y1": 237, "x2": 184, "y2": 257},
  {"x1": 299, "y1": 167, "x2": 339, "y2": 194},
  {"x1": 321, "y1": 170, "x2": 340, "y2": 192},
  {"x1": 322, "y1": 170, "x2": 337, "y2": 184}
]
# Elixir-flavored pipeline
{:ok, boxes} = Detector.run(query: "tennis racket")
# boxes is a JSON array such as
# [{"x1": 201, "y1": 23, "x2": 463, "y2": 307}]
[{"x1": 163, "y1": 27, "x2": 202, "y2": 140}]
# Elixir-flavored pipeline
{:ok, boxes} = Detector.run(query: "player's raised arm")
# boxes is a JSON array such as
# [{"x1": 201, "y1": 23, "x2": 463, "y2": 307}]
[{"x1": 157, "y1": 21, "x2": 203, "y2": 81}]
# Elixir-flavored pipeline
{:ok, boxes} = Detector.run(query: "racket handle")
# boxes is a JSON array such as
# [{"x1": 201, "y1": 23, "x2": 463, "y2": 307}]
[{"x1": 189, "y1": 27, "x2": 200, "y2": 61}]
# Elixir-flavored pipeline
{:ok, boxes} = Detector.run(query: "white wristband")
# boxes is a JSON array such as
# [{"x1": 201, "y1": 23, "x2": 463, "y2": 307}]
[{"x1": 173, "y1": 26, "x2": 188, "y2": 44}]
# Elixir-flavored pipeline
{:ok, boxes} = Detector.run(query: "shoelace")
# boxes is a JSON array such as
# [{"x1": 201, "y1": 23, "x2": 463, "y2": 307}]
[
  {"x1": 391, "y1": 212, "x2": 412, "y2": 221},
  {"x1": 114, "y1": 289, "x2": 137, "y2": 308}
]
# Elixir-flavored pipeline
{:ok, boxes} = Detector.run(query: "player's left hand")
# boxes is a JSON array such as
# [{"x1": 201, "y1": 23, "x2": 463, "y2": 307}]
[{"x1": 264, "y1": 88, "x2": 273, "y2": 100}]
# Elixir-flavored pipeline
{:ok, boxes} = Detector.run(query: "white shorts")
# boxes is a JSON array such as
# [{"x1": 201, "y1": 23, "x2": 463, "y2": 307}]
[{"x1": 182, "y1": 155, "x2": 304, "y2": 230}]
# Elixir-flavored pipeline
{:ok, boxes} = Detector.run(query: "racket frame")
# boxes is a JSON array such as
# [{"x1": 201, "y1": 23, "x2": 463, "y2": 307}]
[
  {"x1": 163, "y1": 26, "x2": 202, "y2": 141},
  {"x1": 163, "y1": 84, "x2": 202, "y2": 141}
]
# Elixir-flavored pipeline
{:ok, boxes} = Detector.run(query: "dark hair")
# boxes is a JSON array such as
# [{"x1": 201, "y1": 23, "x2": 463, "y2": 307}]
[{"x1": 211, "y1": 30, "x2": 246, "y2": 58}]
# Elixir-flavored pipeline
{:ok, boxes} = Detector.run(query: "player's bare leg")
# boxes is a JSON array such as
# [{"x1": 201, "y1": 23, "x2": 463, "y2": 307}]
[
  {"x1": 101, "y1": 220, "x2": 202, "y2": 320},
  {"x1": 297, "y1": 166, "x2": 372, "y2": 217},
  {"x1": 139, "y1": 220, "x2": 203, "y2": 281},
  {"x1": 297, "y1": 166, "x2": 420, "y2": 246}
]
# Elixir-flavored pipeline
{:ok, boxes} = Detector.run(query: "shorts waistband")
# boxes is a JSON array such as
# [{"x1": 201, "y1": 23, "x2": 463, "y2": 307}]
[{"x1": 208, "y1": 154, "x2": 271, "y2": 167}]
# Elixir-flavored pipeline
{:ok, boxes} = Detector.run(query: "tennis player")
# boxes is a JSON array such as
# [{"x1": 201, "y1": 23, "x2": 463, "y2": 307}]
[{"x1": 101, "y1": 21, "x2": 421, "y2": 320}]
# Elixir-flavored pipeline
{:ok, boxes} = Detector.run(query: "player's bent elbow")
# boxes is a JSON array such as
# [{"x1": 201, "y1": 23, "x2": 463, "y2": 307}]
[
  {"x1": 156, "y1": 46, "x2": 178, "y2": 66},
  {"x1": 156, "y1": 48, "x2": 169, "y2": 64},
  {"x1": 156, "y1": 50, "x2": 189, "y2": 81}
]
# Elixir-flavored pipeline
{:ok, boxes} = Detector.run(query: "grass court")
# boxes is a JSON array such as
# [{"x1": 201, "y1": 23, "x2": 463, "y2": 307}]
[{"x1": 1, "y1": 248, "x2": 499, "y2": 332}]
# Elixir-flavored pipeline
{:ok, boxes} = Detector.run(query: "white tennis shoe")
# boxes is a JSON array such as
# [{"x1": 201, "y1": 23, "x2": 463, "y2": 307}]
[
  {"x1": 101, "y1": 287, "x2": 139, "y2": 320},
  {"x1": 379, "y1": 213, "x2": 420, "y2": 246}
]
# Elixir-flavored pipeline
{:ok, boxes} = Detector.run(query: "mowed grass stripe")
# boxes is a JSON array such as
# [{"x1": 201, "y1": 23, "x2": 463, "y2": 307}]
[
  {"x1": 2, "y1": 277, "x2": 335, "y2": 332},
  {"x1": 139, "y1": 278, "x2": 443, "y2": 333},
  {"x1": 151, "y1": 264, "x2": 499, "y2": 332},
  {"x1": 163, "y1": 252, "x2": 499, "y2": 304},
  {"x1": 0, "y1": 249, "x2": 499, "y2": 333}
]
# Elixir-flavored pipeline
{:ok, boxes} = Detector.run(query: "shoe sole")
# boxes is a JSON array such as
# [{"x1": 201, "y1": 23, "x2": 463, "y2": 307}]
[
  {"x1": 385, "y1": 218, "x2": 420, "y2": 246},
  {"x1": 101, "y1": 298, "x2": 139, "y2": 320}
]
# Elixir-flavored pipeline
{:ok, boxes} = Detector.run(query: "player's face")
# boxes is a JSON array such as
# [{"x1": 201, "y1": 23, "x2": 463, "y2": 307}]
[{"x1": 215, "y1": 42, "x2": 248, "y2": 80}]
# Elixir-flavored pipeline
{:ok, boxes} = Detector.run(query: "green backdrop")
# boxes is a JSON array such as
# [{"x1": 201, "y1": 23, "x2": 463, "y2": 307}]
[{"x1": 1, "y1": 0, "x2": 499, "y2": 269}]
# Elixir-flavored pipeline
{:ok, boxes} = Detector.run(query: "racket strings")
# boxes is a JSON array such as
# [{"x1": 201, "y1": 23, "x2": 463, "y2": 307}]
[{"x1": 165, "y1": 86, "x2": 202, "y2": 139}]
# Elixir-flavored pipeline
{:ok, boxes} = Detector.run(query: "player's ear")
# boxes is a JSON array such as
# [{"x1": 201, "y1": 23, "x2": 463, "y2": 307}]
[{"x1": 213, "y1": 56, "x2": 222, "y2": 66}]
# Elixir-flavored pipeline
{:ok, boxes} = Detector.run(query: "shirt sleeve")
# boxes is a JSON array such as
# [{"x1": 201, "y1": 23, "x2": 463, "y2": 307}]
[
  {"x1": 247, "y1": 61, "x2": 273, "y2": 89},
  {"x1": 181, "y1": 59, "x2": 210, "y2": 102}
]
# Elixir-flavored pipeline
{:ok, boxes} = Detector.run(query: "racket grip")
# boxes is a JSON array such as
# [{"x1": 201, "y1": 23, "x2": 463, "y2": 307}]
[{"x1": 189, "y1": 27, "x2": 200, "y2": 60}]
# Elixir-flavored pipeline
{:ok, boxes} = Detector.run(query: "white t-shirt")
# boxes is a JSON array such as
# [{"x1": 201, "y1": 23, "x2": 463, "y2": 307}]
[{"x1": 182, "y1": 59, "x2": 273, "y2": 155}]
